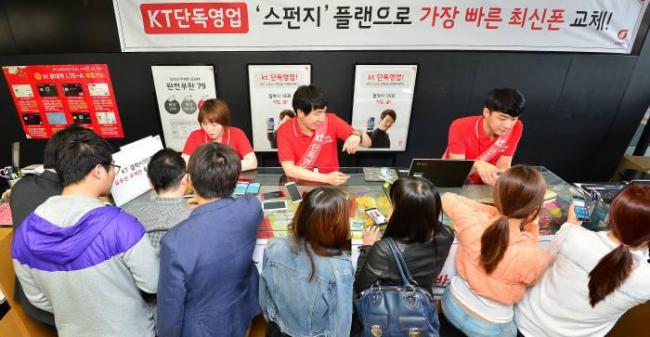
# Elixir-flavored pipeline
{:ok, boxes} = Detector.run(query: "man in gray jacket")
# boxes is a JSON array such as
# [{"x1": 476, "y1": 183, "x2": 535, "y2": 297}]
[{"x1": 12, "y1": 125, "x2": 159, "y2": 337}]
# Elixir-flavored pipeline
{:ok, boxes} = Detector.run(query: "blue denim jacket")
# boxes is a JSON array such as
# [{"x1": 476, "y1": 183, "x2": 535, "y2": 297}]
[{"x1": 259, "y1": 237, "x2": 354, "y2": 337}]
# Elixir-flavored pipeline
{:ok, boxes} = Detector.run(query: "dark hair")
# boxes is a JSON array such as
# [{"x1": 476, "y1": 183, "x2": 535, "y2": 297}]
[
  {"x1": 198, "y1": 98, "x2": 230, "y2": 127},
  {"x1": 481, "y1": 165, "x2": 546, "y2": 273},
  {"x1": 588, "y1": 183, "x2": 650, "y2": 307},
  {"x1": 485, "y1": 88, "x2": 526, "y2": 118},
  {"x1": 380, "y1": 109, "x2": 397, "y2": 122},
  {"x1": 54, "y1": 125, "x2": 113, "y2": 187},
  {"x1": 292, "y1": 84, "x2": 327, "y2": 115},
  {"x1": 147, "y1": 148, "x2": 186, "y2": 193},
  {"x1": 279, "y1": 109, "x2": 295, "y2": 119},
  {"x1": 384, "y1": 177, "x2": 443, "y2": 246},
  {"x1": 43, "y1": 129, "x2": 68, "y2": 169},
  {"x1": 188, "y1": 143, "x2": 240, "y2": 199},
  {"x1": 291, "y1": 187, "x2": 350, "y2": 280}
]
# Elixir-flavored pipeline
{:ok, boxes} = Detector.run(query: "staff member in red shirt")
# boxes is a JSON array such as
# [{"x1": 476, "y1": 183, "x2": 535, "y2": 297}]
[
  {"x1": 182, "y1": 98, "x2": 257, "y2": 171},
  {"x1": 443, "y1": 88, "x2": 525, "y2": 185},
  {"x1": 277, "y1": 84, "x2": 371, "y2": 185}
]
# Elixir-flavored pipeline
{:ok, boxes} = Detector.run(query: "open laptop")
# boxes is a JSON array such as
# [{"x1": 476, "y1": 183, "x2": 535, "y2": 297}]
[{"x1": 408, "y1": 159, "x2": 474, "y2": 187}]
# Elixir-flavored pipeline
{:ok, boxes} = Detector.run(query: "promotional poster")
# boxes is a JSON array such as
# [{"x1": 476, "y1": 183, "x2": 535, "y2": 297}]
[
  {"x1": 151, "y1": 65, "x2": 217, "y2": 151},
  {"x1": 248, "y1": 64, "x2": 311, "y2": 151},
  {"x1": 115, "y1": 0, "x2": 647, "y2": 54},
  {"x1": 351, "y1": 64, "x2": 417, "y2": 152},
  {"x1": 3, "y1": 64, "x2": 124, "y2": 139},
  {"x1": 111, "y1": 135, "x2": 164, "y2": 206}
]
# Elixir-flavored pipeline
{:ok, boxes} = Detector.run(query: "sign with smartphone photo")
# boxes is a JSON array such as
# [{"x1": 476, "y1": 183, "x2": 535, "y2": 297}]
[
  {"x1": 247, "y1": 64, "x2": 311, "y2": 152},
  {"x1": 351, "y1": 64, "x2": 417, "y2": 152}
]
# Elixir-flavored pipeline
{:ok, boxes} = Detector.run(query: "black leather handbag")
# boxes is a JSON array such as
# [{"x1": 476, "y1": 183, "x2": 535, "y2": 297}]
[{"x1": 354, "y1": 237, "x2": 440, "y2": 337}]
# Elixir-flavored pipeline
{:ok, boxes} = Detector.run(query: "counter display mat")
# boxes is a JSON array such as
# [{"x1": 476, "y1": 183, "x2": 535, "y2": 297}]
[
  {"x1": 257, "y1": 185, "x2": 392, "y2": 240},
  {"x1": 256, "y1": 171, "x2": 610, "y2": 240}
]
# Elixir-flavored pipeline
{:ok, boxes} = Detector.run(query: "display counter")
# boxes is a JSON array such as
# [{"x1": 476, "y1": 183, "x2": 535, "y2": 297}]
[{"x1": 246, "y1": 166, "x2": 610, "y2": 296}]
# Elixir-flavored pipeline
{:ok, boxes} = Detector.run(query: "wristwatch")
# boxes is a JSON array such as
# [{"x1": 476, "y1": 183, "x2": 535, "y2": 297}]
[{"x1": 352, "y1": 129, "x2": 362, "y2": 138}]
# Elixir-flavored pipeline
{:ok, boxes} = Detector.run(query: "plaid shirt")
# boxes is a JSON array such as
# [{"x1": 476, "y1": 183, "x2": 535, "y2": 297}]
[{"x1": 122, "y1": 191, "x2": 191, "y2": 250}]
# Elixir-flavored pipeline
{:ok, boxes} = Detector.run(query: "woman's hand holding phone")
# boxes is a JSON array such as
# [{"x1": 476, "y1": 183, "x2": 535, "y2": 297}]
[
  {"x1": 362, "y1": 226, "x2": 382, "y2": 246},
  {"x1": 567, "y1": 204, "x2": 583, "y2": 226}
]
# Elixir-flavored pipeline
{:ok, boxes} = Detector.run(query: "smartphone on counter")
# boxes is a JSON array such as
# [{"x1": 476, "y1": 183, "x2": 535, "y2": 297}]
[
  {"x1": 572, "y1": 196, "x2": 591, "y2": 222},
  {"x1": 246, "y1": 182, "x2": 261, "y2": 195},
  {"x1": 234, "y1": 182, "x2": 249, "y2": 195},
  {"x1": 263, "y1": 200, "x2": 287, "y2": 212},
  {"x1": 262, "y1": 190, "x2": 283, "y2": 200},
  {"x1": 365, "y1": 208, "x2": 388, "y2": 226},
  {"x1": 285, "y1": 182, "x2": 303, "y2": 202}
]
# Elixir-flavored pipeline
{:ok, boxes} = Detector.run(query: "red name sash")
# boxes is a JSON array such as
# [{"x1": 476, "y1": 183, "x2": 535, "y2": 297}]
[{"x1": 296, "y1": 117, "x2": 328, "y2": 170}]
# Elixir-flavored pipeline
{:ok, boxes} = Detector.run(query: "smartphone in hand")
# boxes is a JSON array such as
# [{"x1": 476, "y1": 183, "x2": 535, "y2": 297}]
[
  {"x1": 572, "y1": 196, "x2": 591, "y2": 222},
  {"x1": 365, "y1": 208, "x2": 388, "y2": 226}
]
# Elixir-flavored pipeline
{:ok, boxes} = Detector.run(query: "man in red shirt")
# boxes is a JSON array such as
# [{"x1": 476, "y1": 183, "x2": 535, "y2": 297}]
[
  {"x1": 443, "y1": 88, "x2": 525, "y2": 185},
  {"x1": 277, "y1": 84, "x2": 371, "y2": 185}
]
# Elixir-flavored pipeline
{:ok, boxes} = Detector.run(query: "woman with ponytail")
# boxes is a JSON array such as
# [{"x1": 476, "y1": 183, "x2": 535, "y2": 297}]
[
  {"x1": 515, "y1": 183, "x2": 650, "y2": 337},
  {"x1": 440, "y1": 165, "x2": 551, "y2": 337}
]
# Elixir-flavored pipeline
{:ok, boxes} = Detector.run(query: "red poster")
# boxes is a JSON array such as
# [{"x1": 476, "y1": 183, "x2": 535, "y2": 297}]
[{"x1": 2, "y1": 64, "x2": 124, "y2": 139}]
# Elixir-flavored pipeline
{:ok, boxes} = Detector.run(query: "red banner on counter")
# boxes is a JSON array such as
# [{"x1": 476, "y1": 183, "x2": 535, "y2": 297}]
[{"x1": 2, "y1": 64, "x2": 124, "y2": 139}]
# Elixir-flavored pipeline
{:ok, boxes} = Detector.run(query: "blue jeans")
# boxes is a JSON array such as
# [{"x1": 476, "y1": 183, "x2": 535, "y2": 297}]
[{"x1": 441, "y1": 287, "x2": 517, "y2": 337}]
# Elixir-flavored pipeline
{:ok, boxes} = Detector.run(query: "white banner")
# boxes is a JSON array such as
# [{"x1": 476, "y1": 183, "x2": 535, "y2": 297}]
[
  {"x1": 111, "y1": 135, "x2": 164, "y2": 206},
  {"x1": 351, "y1": 65, "x2": 417, "y2": 152},
  {"x1": 248, "y1": 64, "x2": 311, "y2": 151},
  {"x1": 151, "y1": 65, "x2": 217, "y2": 151},
  {"x1": 114, "y1": 0, "x2": 648, "y2": 53}
]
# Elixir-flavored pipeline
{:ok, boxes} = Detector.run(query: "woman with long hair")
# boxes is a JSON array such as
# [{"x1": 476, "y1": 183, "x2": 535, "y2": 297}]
[
  {"x1": 259, "y1": 187, "x2": 353, "y2": 337},
  {"x1": 440, "y1": 165, "x2": 551, "y2": 337},
  {"x1": 515, "y1": 183, "x2": 650, "y2": 337},
  {"x1": 354, "y1": 176, "x2": 454, "y2": 336}
]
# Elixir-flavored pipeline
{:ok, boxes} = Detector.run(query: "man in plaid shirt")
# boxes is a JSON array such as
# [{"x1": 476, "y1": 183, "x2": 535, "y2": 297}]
[{"x1": 124, "y1": 148, "x2": 191, "y2": 251}]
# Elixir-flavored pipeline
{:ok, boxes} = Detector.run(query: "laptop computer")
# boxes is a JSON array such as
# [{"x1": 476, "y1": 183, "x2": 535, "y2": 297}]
[{"x1": 408, "y1": 159, "x2": 474, "y2": 187}]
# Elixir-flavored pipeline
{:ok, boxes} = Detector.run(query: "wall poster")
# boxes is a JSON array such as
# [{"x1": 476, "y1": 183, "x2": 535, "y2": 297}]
[
  {"x1": 351, "y1": 64, "x2": 417, "y2": 152},
  {"x1": 248, "y1": 64, "x2": 311, "y2": 151},
  {"x1": 3, "y1": 64, "x2": 124, "y2": 139},
  {"x1": 151, "y1": 65, "x2": 217, "y2": 151}
]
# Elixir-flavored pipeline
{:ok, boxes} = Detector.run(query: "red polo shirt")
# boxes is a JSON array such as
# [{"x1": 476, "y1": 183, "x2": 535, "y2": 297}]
[
  {"x1": 277, "y1": 113, "x2": 354, "y2": 173},
  {"x1": 445, "y1": 116, "x2": 523, "y2": 164},
  {"x1": 182, "y1": 126, "x2": 254, "y2": 159}
]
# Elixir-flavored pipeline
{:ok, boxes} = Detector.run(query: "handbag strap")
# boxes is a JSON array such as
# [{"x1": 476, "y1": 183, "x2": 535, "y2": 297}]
[{"x1": 385, "y1": 237, "x2": 419, "y2": 287}]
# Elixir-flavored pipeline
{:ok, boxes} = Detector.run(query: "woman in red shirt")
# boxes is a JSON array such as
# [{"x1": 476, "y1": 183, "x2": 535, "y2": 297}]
[{"x1": 182, "y1": 98, "x2": 257, "y2": 171}]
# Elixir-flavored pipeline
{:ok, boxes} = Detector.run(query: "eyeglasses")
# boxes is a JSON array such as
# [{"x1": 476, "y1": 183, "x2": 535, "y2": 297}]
[{"x1": 108, "y1": 163, "x2": 121, "y2": 172}]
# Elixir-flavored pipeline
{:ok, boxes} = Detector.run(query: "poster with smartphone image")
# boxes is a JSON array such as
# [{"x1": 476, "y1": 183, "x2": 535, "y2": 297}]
[
  {"x1": 151, "y1": 65, "x2": 217, "y2": 151},
  {"x1": 2, "y1": 64, "x2": 124, "y2": 139},
  {"x1": 247, "y1": 64, "x2": 311, "y2": 151},
  {"x1": 351, "y1": 64, "x2": 417, "y2": 152}
]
